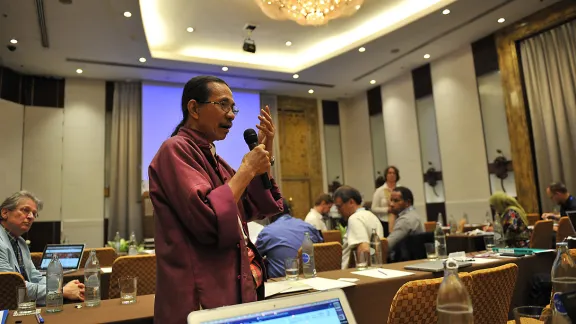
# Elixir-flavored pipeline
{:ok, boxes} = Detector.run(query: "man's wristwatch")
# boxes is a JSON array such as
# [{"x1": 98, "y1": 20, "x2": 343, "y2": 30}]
[{"x1": 270, "y1": 156, "x2": 275, "y2": 166}]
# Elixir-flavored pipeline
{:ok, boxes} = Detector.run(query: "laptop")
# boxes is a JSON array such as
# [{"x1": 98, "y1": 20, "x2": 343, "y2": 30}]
[
  {"x1": 38, "y1": 244, "x2": 85, "y2": 275},
  {"x1": 404, "y1": 260, "x2": 473, "y2": 272},
  {"x1": 187, "y1": 289, "x2": 356, "y2": 324}
]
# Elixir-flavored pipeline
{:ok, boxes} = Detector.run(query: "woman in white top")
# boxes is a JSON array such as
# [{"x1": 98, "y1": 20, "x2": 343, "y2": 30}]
[{"x1": 371, "y1": 166, "x2": 400, "y2": 236}]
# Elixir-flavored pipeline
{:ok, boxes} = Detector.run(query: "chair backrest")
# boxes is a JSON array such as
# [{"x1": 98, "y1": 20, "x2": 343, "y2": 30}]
[
  {"x1": 469, "y1": 263, "x2": 518, "y2": 324},
  {"x1": 389, "y1": 232, "x2": 434, "y2": 263},
  {"x1": 557, "y1": 217, "x2": 576, "y2": 243},
  {"x1": 312, "y1": 242, "x2": 342, "y2": 272},
  {"x1": 530, "y1": 220, "x2": 554, "y2": 249},
  {"x1": 527, "y1": 213, "x2": 540, "y2": 226},
  {"x1": 321, "y1": 230, "x2": 342, "y2": 244},
  {"x1": 30, "y1": 252, "x2": 43, "y2": 268},
  {"x1": 108, "y1": 254, "x2": 156, "y2": 299},
  {"x1": 80, "y1": 247, "x2": 117, "y2": 268},
  {"x1": 0, "y1": 272, "x2": 25, "y2": 310},
  {"x1": 387, "y1": 273, "x2": 473, "y2": 324},
  {"x1": 347, "y1": 238, "x2": 389, "y2": 268},
  {"x1": 424, "y1": 221, "x2": 436, "y2": 233}
]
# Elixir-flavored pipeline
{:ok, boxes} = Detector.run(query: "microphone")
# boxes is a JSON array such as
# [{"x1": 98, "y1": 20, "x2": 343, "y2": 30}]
[{"x1": 243, "y1": 128, "x2": 272, "y2": 189}]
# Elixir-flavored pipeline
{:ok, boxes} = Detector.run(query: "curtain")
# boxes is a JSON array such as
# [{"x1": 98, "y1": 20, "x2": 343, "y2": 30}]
[
  {"x1": 520, "y1": 20, "x2": 576, "y2": 212},
  {"x1": 109, "y1": 82, "x2": 142, "y2": 240}
]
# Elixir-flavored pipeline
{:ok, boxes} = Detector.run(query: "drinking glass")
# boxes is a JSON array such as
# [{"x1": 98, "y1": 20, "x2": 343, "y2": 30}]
[
  {"x1": 513, "y1": 306, "x2": 545, "y2": 323},
  {"x1": 16, "y1": 286, "x2": 36, "y2": 315},
  {"x1": 353, "y1": 251, "x2": 369, "y2": 270},
  {"x1": 284, "y1": 258, "x2": 299, "y2": 281},
  {"x1": 484, "y1": 235, "x2": 495, "y2": 251},
  {"x1": 425, "y1": 243, "x2": 438, "y2": 261},
  {"x1": 119, "y1": 276, "x2": 138, "y2": 305}
]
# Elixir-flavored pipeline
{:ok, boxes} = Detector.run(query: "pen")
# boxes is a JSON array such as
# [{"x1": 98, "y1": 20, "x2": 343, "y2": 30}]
[
  {"x1": 378, "y1": 269, "x2": 388, "y2": 276},
  {"x1": 36, "y1": 313, "x2": 44, "y2": 324}
]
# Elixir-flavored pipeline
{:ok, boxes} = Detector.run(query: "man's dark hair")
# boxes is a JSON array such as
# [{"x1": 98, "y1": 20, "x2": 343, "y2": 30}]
[
  {"x1": 393, "y1": 186, "x2": 414, "y2": 205},
  {"x1": 314, "y1": 194, "x2": 333, "y2": 206},
  {"x1": 384, "y1": 166, "x2": 400, "y2": 182},
  {"x1": 171, "y1": 76, "x2": 229, "y2": 137},
  {"x1": 549, "y1": 182, "x2": 568, "y2": 194},
  {"x1": 333, "y1": 186, "x2": 362, "y2": 205}
]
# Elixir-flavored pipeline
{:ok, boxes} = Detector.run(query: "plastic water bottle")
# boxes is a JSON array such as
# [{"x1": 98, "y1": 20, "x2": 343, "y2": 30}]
[
  {"x1": 437, "y1": 258, "x2": 474, "y2": 323},
  {"x1": 301, "y1": 232, "x2": 316, "y2": 278},
  {"x1": 114, "y1": 231, "x2": 121, "y2": 253},
  {"x1": 370, "y1": 228, "x2": 383, "y2": 267},
  {"x1": 493, "y1": 213, "x2": 505, "y2": 247},
  {"x1": 485, "y1": 212, "x2": 492, "y2": 225},
  {"x1": 128, "y1": 231, "x2": 138, "y2": 256},
  {"x1": 551, "y1": 242, "x2": 576, "y2": 323},
  {"x1": 462, "y1": 212, "x2": 469, "y2": 225},
  {"x1": 46, "y1": 254, "x2": 63, "y2": 313},
  {"x1": 449, "y1": 215, "x2": 457, "y2": 234},
  {"x1": 438, "y1": 213, "x2": 444, "y2": 226},
  {"x1": 435, "y1": 222, "x2": 447, "y2": 259},
  {"x1": 84, "y1": 250, "x2": 101, "y2": 307}
]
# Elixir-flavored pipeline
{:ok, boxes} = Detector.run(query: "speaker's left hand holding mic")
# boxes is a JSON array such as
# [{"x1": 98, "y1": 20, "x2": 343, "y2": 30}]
[{"x1": 256, "y1": 105, "x2": 275, "y2": 155}]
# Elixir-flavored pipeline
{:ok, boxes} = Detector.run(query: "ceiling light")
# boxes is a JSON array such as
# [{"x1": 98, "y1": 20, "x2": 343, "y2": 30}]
[
  {"x1": 139, "y1": 57, "x2": 147, "y2": 63},
  {"x1": 358, "y1": 47, "x2": 366, "y2": 53},
  {"x1": 124, "y1": 11, "x2": 132, "y2": 18},
  {"x1": 10, "y1": 39, "x2": 17, "y2": 44},
  {"x1": 222, "y1": 66, "x2": 229, "y2": 72},
  {"x1": 186, "y1": 27, "x2": 194, "y2": 33},
  {"x1": 370, "y1": 80, "x2": 376, "y2": 84},
  {"x1": 498, "y1": 18, "x2": 505, "y2": 23},
  {"x1": 285, "y1": 41, "x2": 292, "y2": 46},
  {"x1": 308, "y1": 89, "x2": 314, "y2": 94},
  {"x1": 255, "y1": 0, "x2": 365, "y2": 26},
  {"x1": 293, "y1": 74, "x2": 299, "y2": 79},
  {"x1": 424, "y1": 54, "x2": 431, "y2": 59},
  {"x1": 76, "y1": 69, "x2": 83, "y2": 74},
  {"x1": 442, "y1": 9, "x2": 450, "y2": 15},
  {"x1": 355, "y1": 5, "x2": 361, "y2": 10}
]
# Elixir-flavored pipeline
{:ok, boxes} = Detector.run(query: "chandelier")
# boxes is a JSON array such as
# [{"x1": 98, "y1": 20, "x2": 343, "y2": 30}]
[{"x1": 255, "y1": 0, "x2": 364, "y2": 26}]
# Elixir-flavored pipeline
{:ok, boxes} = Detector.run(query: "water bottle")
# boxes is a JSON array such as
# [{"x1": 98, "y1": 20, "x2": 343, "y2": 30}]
[
  {"x1": 462, "y1": 212, "x2": 469, "y2": 224},
  {"x1": 435, "y1": 222, "x2": 447, "y2": 259},
  {"x1": 485, "y1": 211, "x2": 492, "y2": 225},
  {"x1": 493, "y1": 213, "x2": 505, "y2": 247},
  {"x1": 114, "y1": 231, "x2": 121, "y2": 253},
  {"x1": 128, "y1": 231, "x2": 138, "y2": 256},
  {"x1": 449, "y1": 215, "x2": 457, "y2": 234},
  {"x1": 301, "y1": 232, "x2": 316, "y2": 278},
  {"x1": 438, "y1": 213, "x2": 444, "y2": 226},
  {"x1": 369, "y1": 228, "x2": 383, "y2": 267},
  {"x1": 84, "y1": 250, "x2": 101, "y2": 307},
  {"x1": 551, "y1": 242, "x2": 576, "y2": 323},
  {"x1": 46, "y1": 254, "x2": 63, "y2": 313},
  {"x1": 437, "y1": 258, "x2": 474, "y2": 323}
]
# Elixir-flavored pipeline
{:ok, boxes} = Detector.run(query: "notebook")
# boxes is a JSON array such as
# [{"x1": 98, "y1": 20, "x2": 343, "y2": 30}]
[{"x1": 38, "y1": 244, "x2": 85, "y2": 275}]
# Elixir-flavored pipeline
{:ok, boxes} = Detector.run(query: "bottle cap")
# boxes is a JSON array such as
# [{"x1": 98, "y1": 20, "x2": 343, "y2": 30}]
[
  {"x1": 556, "y1": 242, "x2": 568, "y2": 247},
  {"x1": 443, "y1": 258, "x2": 458, "y2": 270}
]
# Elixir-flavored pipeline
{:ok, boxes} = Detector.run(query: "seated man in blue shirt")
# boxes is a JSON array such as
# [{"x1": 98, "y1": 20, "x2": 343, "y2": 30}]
[{"x1": 256, "y1": 199, "x2": 323, "y2": 279}]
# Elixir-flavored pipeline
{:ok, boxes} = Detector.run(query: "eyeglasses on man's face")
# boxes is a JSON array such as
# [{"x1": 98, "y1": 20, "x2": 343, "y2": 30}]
[
  {"x1": 198, "y1": 100, "x2": 239, "y2": 115},
  {"x1": 17, "y1": 206, "x2": 38, "y2": 219}
]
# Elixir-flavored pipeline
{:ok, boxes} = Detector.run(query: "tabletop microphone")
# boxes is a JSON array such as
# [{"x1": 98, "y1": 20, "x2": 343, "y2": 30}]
[{"x1": 243, "y1": 128, "x2": 272, "y2": 189}]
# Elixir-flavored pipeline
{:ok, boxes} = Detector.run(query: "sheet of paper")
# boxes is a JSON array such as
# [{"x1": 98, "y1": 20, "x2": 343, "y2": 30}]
[
  {"x1": 351, "y1": 268, "x2": 415, "y2": 279},
  {"x1": 264, "y1": 281, "x2": 292, "y2": 298},
  {"x1": 101, "y1": 267, "x2": 113, "y2": 274},
  {"x1": 301, "y1": 277, "x2": 356, "y2": 291},
  {"x1": 470, "y1": 258, "x2": 501, "y2": 264},
  {"x1": 338, "y1": 278, "x2": 359, "y2": 283}
]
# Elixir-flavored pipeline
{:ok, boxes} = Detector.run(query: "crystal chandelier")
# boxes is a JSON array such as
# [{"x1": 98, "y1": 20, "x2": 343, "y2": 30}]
[{"x1": 255, "y1": 0, "x2": 364, "y2": 26}]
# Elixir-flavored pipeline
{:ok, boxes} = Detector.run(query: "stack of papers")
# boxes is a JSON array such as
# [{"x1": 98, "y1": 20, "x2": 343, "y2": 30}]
[
  {"x1": 351, "y1": 268, "x2": 414, "y2": 279},
  {"x1": 265, "y1": 277, "x2": 357, "y2": 298}
]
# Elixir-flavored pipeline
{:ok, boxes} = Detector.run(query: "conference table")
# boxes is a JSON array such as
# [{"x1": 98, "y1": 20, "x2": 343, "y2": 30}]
[{"x1": 6, "y1": 252, "x2": 555, "y2": 324}]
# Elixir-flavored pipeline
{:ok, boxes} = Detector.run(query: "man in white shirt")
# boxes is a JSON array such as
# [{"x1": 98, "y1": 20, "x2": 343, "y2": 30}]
[
  {"x1": 334, "y1": 186, "x2": 384, "y2": 269},
  {"x1": 304, "y1": 194, "x2": 333, "y2": 231}
]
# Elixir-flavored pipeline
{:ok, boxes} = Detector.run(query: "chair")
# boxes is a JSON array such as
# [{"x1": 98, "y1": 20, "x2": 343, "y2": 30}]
[
  {"x1": 321, "y1": 230, "x2": 342, "y2": 244},
  {"x1": 424, "y1": 221, "x2": 436, "y2": 233},
  {"x1": 0, "y1": 272, "x2": 25, "y2": 310},
  {"x1": 556, "y1": 217, "x2": 576, "y2": 243},
  {"x1": 389, "y1": 232, "x2": 434, "y2": 263},
  {"x1": 387, "y1": 273, "x2": 473, "y2": 324},
  {"x1": 530, "y1": 220, "x2": 554, "y2": 249},
  {"x1": 108, "y1": 254, "x2": 156, "y2": 299},
  {"x1": 80, "y1": 247, "x2": 117, "y2": 268},
  {"x1": 297, "y1": 242, "x2": 342, "y2": 273},
  {"x1": 30, "y1": 252, "x2": 43, "y2": 268},
  {"x1": 469, "y1": 263, "x2": 518, "y2": 324},
  {"x1": 527, "y1": 213, "x2": 540, "y2": 226},
  {"x1": 347, "y1": 238, "x2": 389, "y2": 268}
]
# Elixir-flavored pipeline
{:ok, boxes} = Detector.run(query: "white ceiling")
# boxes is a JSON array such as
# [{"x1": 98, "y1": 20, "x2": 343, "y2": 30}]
[{"x1": 0, "y1": 0, "x2": 560, "y2": 99}]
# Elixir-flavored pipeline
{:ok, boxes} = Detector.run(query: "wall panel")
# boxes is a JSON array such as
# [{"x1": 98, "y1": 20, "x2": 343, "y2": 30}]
[{"x1": 0, "y1": 99, "x2": 24, "y2": 200}]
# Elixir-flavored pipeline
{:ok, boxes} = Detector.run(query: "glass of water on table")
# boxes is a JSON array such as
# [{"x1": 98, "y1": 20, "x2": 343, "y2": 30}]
[
  {"x1": 284, "y1": 258, "x2": 299, "y2": 281},
  {"x1": 425, "y1": 243, "x2": 438, "y2": 261},
  {"x1": 484, "y1": 235, "x2": 495, "y2": 251},
  {"x1": 119, "y1": 276, "x2": 138, "y2": 304}
]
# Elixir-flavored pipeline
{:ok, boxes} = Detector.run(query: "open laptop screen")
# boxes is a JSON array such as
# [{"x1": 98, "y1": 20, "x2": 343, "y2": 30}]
[
  {"x1": 201, "y1": 298, "x2": 349, "y2": 324},
  {"x1": 40, "y1": 244, "x2": 85, "y2": 270}
]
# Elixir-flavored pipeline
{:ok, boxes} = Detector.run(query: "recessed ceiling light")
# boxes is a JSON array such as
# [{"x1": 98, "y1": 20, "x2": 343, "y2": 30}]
[
  {"x1": 76, "y1": 69, "x2": 83, "y2": 74},
  {"x1": 222, "y1": 66, "x2": 229, "y2": 72},
  {"x1": 186, "y1": 27, "x2": 194, "y2": 33},
  {"x1": 424, "y1": 54, "x2": 431, "y2": 59},
  {"x1": 123, "y1": 11, "x2": 132, "y2": 18},
  {"x1": 10, "y1": 39, "x2": 17, "y2": 44},
  {"x1": 308, "y1": 89, "x2": 314, "y2": 94},
  {"x1": 355, "y1": 5, "x2": 361, "y2": 10},
  {"x1": 442, "y1": 9, "x2": 450, "y2": 15},
  {"x1": 498, "y1": 18, "x2": 505, "y2": 23},
  {"x1": 293, "y1": 74, "x2": 299, "y2": 79},
  {"x1": 285, "y1": 41, "x2": 292, "y2": 46},
  {"x1": 139, "y1": 57, "x2": 146, "y2": 63},
  {"x1": 358, "y1": 47, "x2": 366, "y2": 52},
  {"x1": 370, "y1": 80, "x2": 376, "y2": 84}
]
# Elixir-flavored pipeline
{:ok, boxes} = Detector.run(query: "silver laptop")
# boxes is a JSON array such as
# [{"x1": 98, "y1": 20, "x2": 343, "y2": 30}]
[
  {"x1": 38, "y1": 244, "x2": 85, "y2": 275},
  {"x1": 404, "y1": 260, "x2": 473, "y2": 272},
  {"x1": 187, "y1": 289, "x2": 356, "y2": 324}
]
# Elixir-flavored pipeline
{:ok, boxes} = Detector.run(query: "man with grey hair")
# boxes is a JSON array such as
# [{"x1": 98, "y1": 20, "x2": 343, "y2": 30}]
[{"x1": 0, "y1": 191, "x2": 85, "y2": 305}]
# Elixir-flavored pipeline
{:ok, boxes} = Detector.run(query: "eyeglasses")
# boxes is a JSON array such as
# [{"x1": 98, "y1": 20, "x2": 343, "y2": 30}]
[
  {"x1": 18, "y1": 207, "x2": 38, "y2": 219},
  {"x1": 198, "y1": 101, "x2": 239, "y2": 115}
]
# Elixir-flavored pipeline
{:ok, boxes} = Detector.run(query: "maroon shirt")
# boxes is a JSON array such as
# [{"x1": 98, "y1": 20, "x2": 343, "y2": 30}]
[{"x1": 148, "y1": 127, "x2": 283, "y2": 324}]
